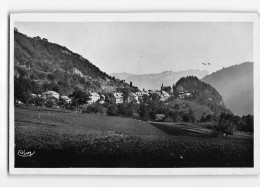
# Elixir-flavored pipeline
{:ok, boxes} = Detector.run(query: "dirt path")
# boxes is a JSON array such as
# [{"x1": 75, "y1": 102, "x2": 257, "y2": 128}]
[
  {"x1": 149, "y1": 122, "x2": 212, "y2": 137},
  {"x1": 150, "y1": 122, "x2": 253, "y2": 138}
]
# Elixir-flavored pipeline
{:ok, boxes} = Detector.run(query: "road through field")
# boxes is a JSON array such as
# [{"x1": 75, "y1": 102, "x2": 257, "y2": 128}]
[{"x1": 149, "y1": 122, "x2": 213, "y2": 137}]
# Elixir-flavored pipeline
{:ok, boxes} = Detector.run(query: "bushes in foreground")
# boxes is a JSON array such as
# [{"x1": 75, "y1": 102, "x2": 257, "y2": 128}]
[
  {"x1": 213, "y1": 113, "x2": 254, "y2": 136},
  {"x1": 106, "y1": 103, "x2": 135, "y2": 117},
  {"x1": 213, "y1": 115, "x2": 236, "y2": 136},
  {"x1": 84, "y1": 103, "x2": 104, "y2": 114}
]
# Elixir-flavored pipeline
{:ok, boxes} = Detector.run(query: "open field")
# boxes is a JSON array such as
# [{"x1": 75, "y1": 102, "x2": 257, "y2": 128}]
[{"x1": 14, "y1": 107, "x2": 253, "y2": 168}]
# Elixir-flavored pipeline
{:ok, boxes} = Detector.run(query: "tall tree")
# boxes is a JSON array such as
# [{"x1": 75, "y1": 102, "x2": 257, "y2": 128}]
[{"x1": 69, "y1": 89, "x2": 90, "y2": 107}]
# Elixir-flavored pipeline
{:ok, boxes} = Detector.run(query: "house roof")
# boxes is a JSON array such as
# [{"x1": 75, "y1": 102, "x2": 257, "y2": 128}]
[
  {"x1": 161, "y1": 91, "x2": 170, "y2": 97},
  {"x1": 141, "y1": 91, "x2": 149, "y2": 95},
  {"x1": 155, "y1": 114, "x2": 165, "y2": 117},
  {"x1": 61, "y1": 96, "x2": 71, "y2": 100},
  {"x1": 114, "y1": 92, "x2": 123, "y2": 98},
  {"x1": 129, "y1": 92, "x2": 137, "y2": 97},
  {"x1": 155, "y1": 114, "x2": 165, "y2": 120},
  {"x1": 42, "y1": 90, "x2": 59, "y2": 95},
  {"x1": 135, "y1": 92, "x2": 142, "y2": 96},
  {"x1": 90, "y1": 92, "x2": 100, "y2": 97}
]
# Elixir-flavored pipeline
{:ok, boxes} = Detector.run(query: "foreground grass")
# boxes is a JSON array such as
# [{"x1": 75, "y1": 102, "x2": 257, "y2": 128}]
[{"x1": 15, "y1": 107, "x2": 253, "y2": 168}]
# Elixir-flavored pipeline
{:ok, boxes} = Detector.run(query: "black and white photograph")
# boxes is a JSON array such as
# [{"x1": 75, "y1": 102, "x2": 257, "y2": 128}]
[{"x1": 9, "y1": 13, "x2": 260, "y2": 175}]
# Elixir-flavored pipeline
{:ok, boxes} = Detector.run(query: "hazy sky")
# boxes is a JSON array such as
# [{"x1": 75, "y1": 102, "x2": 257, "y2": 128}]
[{"x1": 15, "y1": 22, "x2": 253, "y2": 74}]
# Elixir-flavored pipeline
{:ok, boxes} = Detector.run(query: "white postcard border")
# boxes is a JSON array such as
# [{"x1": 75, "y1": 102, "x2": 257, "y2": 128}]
[{"x1": 9, "y1": 12, "x2": 260, "y2": 175}]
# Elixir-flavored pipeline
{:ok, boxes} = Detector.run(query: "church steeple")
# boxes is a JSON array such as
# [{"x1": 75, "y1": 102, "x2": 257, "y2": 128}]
[{"x1": 161, "y1": 83, "x2": 164, "y2": 91}]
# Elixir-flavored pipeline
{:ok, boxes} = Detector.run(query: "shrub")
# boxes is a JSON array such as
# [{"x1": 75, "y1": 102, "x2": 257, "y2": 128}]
[
  {"x1": 34, "y1": 96, "x2": 44, "y2": 106},
  {"x1": 213, "y1": 113, "x2": 237, "y2": 136},
  {"x1": 240, "y1": 114, "x2": 254, "y2": 132},
  {"x1": 14, "y1": 77, "x2": 32, "y2": 103},
  {"x1": 107, "y1": 105, "x2": 118, "y2": 116},
  {"x1": 45, "y1": 99, "x2": 55, "y2": 108},
  {"x1": 57, "y1": 97, "x2": 68, "y2": 108},
  {"x1": 68, "y1": 89, "x2": 90, "y2": 107},
  {"x1": 170, "y1": 111, "x2": 183, "y2": 123},
  {"x1": 174, "y1": 104, "x2": 180, "y2": 110},
  {"x1": 141, "y1": 107, "x2": 150, "y2": 121},
  {"x1": 200, "y1": 113, "x2": 211, "y2": 122},
  {"x1": 213, "y1": 119, "x2": 236, "y2": 136},
  {"x1": 117, "y1": 103, "x2": 134, "y2": 117},
  {"x1": 84, "y1": 103, "x2": 104, "y2": 114},
  {"x1": 139, "y1": 104, "x2": 151, "y2": 121},
  {"x1": 182, "y1": 112, "x2": 191, "y2": 122},
  {"x1": 157, "y1": 107, "x2": 171, "y2": 117},
  {"x1": 189, "y1": 109, "x2": 196, "y2": 123}
]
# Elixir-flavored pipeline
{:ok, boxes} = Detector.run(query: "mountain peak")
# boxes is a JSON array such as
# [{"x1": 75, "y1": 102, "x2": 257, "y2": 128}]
[
  {"x1": 202, "y1": 62, "x2": 253, "y2": 116},
  {"x1": 111, "y1": 69, "x2": 209, "y2": 90}
]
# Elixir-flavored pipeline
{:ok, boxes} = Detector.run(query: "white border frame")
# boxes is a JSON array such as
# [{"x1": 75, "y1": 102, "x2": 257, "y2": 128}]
[{"x1": 9, "y1": 12, "x2": 260, "y2": 175}]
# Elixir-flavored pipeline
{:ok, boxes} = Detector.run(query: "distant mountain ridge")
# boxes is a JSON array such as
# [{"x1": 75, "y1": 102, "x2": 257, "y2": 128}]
[
  {"x1": 110, "y1": 69, "x2": 209, "y2": 90},
  {"x1": 201, "y1": 62, "x2": 253, "y2": 116},
  {"x1": 110, "y1": 72, "x2": 136, "y2": 80}
]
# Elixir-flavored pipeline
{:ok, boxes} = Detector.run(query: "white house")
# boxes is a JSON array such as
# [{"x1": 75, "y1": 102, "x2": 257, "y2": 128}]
[
  {"x1": 159, "y1": 91, "x2": 170, "y2": 101},
  {"x1": 61, "y1": 96, "x2": 72, "y2": 103},
  {"x1": 98, "y1": 94, "x2": 106, "y2": 104},
  {"x1": 185, "y1": 92, "x2": 192, "y2": 97},
  {"x1": 30, "y1": 93, "x2": 37, "y2": 98},
  {"x1": 135, "y1": 91, "x2": 143, "y2": 97},
  {"x1": 155, "y1": 114, "x2": 165, "y2": 121},
  {"x1": 178, "y1": 92, "x2": 192, "y2": 99},
  {"x1": 178, "y1": 94, "x2": 185, "y2": 99},
  {"x1": 113, "y1": 92, "x2": 123, "y2": 104},
  {"x1": 99, "y1": 100, "x2": 105, "y2": 104},
  {"x1": 41, "y1": 91, "x2": 60, "y2": 99},
  {"x1": 148, "y1": 89, "x2": 158, "y2": 94},
  {"x1": 87, "y1": 92, "x2": 100, "y2": 104},
  {"x1": 129, "y1": 92, "x2": 138, "y2": 101},
  {"x1": 141, "y1": 90, "x2": 149, "y2": 96},
  {"x1": 128, "y1": 92, "x2": 140, "y2": 104}
]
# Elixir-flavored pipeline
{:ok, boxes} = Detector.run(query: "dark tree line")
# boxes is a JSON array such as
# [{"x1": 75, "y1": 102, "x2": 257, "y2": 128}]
[{"x1": 213, "y1": 113, "x2": 253, "y2": 135}]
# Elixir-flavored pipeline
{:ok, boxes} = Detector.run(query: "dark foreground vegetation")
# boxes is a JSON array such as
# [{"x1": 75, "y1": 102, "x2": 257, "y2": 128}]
[{"x1": 15, "y1": 107, "x2": 253, "y2": 168}]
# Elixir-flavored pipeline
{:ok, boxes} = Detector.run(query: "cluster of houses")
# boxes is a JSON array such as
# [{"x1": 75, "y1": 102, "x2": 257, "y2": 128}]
[
  {"x1": 27, "y1": 83, "x2": 193, "y2": 106},
  {"x1": 40, "y1": 90, "x2": 71, "y2": 103},
  {"x1": 39, "y1": 90, "x2": 102, "y2": 104},
  {"x1": 175, "y1": 85, "x2": 193, "y2": 99}
]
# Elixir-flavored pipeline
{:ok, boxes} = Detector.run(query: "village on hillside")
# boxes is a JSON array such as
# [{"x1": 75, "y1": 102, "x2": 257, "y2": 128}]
[
  {"x1": 16, "y1": 81, "x2": 195, "y2": 120},
  {"x1": 24, "y1": 83, "x2": 193, "y2": 105}
]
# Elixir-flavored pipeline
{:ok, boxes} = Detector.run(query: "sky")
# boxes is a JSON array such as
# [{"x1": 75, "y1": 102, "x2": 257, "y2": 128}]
[{"x1": 15, "y1": 22, "x2": 253, "y2": 74}]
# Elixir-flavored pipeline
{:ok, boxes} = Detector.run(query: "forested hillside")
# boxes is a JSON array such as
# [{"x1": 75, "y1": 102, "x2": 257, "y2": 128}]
[
  {"x1": 173, "y1": 76, "x2": 231, "y2": 116},
  {"x1": 14, "y1": 30, "x2": 137, "y2": 96}
]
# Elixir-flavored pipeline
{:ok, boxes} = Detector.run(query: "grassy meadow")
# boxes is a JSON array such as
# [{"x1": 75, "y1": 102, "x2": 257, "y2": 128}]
[{"x1": 15, "y1": 107, "x2": 253, "y2": 168}]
